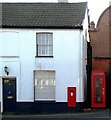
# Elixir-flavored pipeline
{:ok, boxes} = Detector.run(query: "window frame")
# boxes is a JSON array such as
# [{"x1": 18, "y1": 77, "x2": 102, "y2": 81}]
[
  {"x1": 36, "y1": 32, "x2": 53, "y2": 57},
  {"x1": 34, "y1": 70, "x2": 55, "y2": 101}
]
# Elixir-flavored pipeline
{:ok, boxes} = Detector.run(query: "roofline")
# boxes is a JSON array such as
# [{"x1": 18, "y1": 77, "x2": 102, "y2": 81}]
[
  {"x1": 0, "y1": 2, "x2": 87, "y2": 4},
  {"x1": 1, "y1": 25, "x2": 83, "y2": 30},
  {"x1": 96, "y1": 6, "x2": 110, "y2": 28},
  {"x1": 1, "y1": 2, "x2": 86, "y2": 29}
]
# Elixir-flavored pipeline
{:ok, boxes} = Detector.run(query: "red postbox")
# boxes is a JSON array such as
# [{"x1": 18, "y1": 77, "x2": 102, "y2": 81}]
[
  {"x1": 67, "y1": 87, "x2": 76, "y2": 107},
  {"x1": 91, "y1": 70, "x2": 106, "y2": 108}
]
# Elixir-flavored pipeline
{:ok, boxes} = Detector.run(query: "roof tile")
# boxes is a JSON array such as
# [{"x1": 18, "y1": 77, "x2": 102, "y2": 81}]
[{"x1": 1, "y1": 2, "x2": 87, "y2": 28}]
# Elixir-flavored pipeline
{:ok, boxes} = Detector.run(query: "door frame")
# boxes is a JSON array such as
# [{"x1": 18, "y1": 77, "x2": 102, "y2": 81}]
[{"x1": 1, "y1": 76, "x2": 17, "y2": 113}]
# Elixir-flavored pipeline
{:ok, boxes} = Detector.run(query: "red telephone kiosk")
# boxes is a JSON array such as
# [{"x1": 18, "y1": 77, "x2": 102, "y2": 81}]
[{"x1": 91, "y1": 70, "x2": 106, "y2": 108}]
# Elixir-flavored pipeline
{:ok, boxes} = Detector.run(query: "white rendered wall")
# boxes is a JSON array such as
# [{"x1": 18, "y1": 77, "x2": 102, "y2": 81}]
[
  {"x1": 81, "y1": 7, "x2": 89, "y2": 101},
  {"x1": 34, "y1": 29, "x2": 84, "y2": 102},
  {"x1": 0, "y1": 31, "x2": 19, "y2": 56},
  {"x1": 0, "y1": 28, "x2": 87, "y2": 103}
]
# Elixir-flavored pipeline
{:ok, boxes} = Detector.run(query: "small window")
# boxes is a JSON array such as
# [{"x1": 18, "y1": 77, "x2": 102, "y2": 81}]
[
  {"x1": 36, "y1": 33, "x2": 53, "y2": 57},
  {"x1": 34, "y1": 70, "x2": 55, "y2": 101}
]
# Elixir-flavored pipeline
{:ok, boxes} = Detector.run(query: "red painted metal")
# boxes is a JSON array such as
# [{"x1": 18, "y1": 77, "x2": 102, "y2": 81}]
[
  {"x1": 91, "y1": 70, "x2": 106, "y2": 108},
  {"x1": 67, "y1": 87, "x2": 76, "y2": 107}
]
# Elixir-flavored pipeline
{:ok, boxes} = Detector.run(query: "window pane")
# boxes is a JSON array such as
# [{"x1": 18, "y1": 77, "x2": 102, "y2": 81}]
[
  {"x1": 34, "y1": 70, "x2": 55, "y2": 100},
  {"x1": 48, "y1": 34, "x2": 53, "y2": 45},
  {"x1": 37, "y1": 33, "x2": 53, "y2": 56},
  {"x1": 37, "y1": 34, "x2": 42, "y2": 45},
  {"x1": 38, "y1": 46, "x2": 42, "y2": 56},
  {"x1": 49, "y1": 46, "x2": 53, "y2": 55},
  {"x1": 42, "y1": 79, "x2": 46, "y2": 85},
  {"x1": 48, "y1": 79, "x2": 55, "y2": 85},
  {"x1": 35, "y1": 85, "x2": 55, "y2": 100},
  {"x1": 42, "y1": 46, "x2": 45, "y2": 55}
]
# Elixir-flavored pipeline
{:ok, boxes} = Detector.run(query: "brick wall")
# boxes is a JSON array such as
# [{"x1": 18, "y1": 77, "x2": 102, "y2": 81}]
[
  {"x1": 89, "y1": 6, "x2": 111, "y2": 107},
  {"x1": 90, "y1": 7, "x2": 110, "y2": 58}
]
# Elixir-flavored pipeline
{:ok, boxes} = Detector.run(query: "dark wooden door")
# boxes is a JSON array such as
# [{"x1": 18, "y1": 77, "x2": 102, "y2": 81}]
[{"x1": 3, "y1": 78, "x2": 16, "y2": 112}]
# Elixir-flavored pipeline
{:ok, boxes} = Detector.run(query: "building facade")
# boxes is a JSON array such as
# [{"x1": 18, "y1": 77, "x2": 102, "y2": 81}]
[
  {"x1": 0, "y1": 2, "x2": 89, "y2": 113},
  {"x1": 89, "y1": 6, "x2": 111, "y2": 108}
]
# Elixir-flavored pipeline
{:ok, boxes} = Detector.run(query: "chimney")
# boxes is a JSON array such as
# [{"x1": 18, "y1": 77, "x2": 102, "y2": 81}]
[
  {"x1": 89, "y1": 21, "x2": 96, "y2": 31},
  {"x1": 58, "y1": 0, "x2": 68, "y2": 3}
]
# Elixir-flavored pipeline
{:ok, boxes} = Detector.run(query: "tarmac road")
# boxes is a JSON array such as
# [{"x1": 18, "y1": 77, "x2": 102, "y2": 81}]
[{"x1": 1, "y1": 110, "x2": 111, "y2": 120}]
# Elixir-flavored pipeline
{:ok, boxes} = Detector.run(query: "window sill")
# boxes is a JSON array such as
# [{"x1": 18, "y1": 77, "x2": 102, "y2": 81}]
[{"x1": 35, "y1": 56, "x2": 54, "y2": 58}]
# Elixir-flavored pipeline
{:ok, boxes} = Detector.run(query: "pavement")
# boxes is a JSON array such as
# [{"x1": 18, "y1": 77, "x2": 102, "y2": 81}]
[{"x1": 1, "y1": 109, "x2": 111, "y2": 120}]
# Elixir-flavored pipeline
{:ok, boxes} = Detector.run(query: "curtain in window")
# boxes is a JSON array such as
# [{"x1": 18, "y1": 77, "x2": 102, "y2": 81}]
[
  {"x1": 34, "y1": 70, "x2": 55, "y2": 100},
  {"x1": 37, "y1": 33, "x2": 53, "y2": 56}
]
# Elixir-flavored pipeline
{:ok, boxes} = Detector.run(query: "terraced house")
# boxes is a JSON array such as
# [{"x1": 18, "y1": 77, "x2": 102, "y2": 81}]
[{"x1": 0, "y1": 1, "x2": 89, "y2": 113}]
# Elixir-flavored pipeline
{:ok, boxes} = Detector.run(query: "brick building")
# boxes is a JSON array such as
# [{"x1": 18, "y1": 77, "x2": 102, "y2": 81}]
[{"x1": 89, "y1": 6, "x2": 111, "y2": 107}]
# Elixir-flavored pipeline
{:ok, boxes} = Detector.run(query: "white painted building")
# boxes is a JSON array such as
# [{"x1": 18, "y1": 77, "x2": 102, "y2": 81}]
[{"x1": 0, "y1": 2, "x2": 89, "y2": 113}]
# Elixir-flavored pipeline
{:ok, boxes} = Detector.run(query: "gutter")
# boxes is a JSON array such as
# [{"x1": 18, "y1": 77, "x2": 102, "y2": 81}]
[{"x1": 0, "y1": 25, "x2": 83, "y2": 30}]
